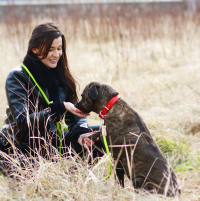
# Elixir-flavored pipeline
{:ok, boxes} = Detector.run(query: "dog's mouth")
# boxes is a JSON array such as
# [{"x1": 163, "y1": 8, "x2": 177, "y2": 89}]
[
  {"x1": 75, "y1": 101, "x2": 91, "y2": 114},
  {"x1": 80, "y1": 112, "x2": 88, "y2": 115},
  {"x1": 75, "y1": 103, "x2": 90, "y2": 114},
  {"x1": 80, "y1": 108, "x2": 92, "y2": 114}
]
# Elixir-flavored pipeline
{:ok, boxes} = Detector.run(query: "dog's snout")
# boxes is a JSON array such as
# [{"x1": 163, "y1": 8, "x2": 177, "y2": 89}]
[{"x1": 75, "y1": 101, "x2": 81, "y2": 109}]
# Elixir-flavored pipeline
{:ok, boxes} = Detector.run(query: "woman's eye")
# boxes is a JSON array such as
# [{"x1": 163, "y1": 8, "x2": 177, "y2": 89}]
[{"x1": 49, "y1": 47, "x2": 61, "y2": 52}]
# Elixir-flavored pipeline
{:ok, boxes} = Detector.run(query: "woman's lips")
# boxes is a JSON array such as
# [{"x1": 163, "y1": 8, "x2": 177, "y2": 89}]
[{"x1": 50, "y1": 59, "x2": 58, "y2": 64}]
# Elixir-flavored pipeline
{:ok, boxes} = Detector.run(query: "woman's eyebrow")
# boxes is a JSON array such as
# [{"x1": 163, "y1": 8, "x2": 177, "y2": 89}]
[{"x1": 50, "y1": 44, "x2": 62, "y2": 48}]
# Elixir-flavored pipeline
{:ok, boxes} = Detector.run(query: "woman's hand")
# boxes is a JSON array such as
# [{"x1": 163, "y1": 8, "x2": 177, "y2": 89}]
[
  {"x1": 77, "y1": 131, "x2": 99, "y2": 149},
  {"x1": 78, "y1": 137, "x2": 95, "y2": 149},
  {"x1": 63, "y1": 102, "x2": 90, "y2": 117}
]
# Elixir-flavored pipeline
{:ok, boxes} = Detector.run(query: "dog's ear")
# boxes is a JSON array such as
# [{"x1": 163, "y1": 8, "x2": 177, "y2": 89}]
[{"x1": 89, "y1": 85, "x2": 99, "y2": 100}]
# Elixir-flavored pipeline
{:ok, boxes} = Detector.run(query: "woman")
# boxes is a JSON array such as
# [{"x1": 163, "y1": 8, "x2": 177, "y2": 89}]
[{"x1": 0, "y1": 21, "x2": 103, "y2": 157}]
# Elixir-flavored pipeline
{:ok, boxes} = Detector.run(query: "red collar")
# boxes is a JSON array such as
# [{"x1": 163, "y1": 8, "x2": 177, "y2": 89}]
[{"x1": 99, "y1": 95, "x2": 121, "y2": 119}]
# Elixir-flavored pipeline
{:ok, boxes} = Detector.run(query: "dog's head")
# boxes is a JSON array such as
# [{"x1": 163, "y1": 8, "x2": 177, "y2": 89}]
[{"x1": 76, "y1": 82, "x2": 119, "y2": 114}]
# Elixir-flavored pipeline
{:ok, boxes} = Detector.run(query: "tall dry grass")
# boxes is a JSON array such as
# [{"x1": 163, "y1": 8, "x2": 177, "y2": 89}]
[{"x1": 0, "y1": 3, "x2": 200, "y2": 200}]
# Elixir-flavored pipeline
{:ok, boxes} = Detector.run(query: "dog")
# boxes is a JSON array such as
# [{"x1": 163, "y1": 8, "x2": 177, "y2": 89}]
[{"x1": 76, "y1": 81, "x2": 180, "y2": 196}]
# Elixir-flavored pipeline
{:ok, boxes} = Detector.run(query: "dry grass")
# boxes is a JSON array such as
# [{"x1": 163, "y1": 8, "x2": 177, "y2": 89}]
[{"x1": 0, "y1": 4, "x2": 200, "y2": 200}]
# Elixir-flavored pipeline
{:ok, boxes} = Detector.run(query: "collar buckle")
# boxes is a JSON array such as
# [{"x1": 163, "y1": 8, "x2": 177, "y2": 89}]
[{"x1": 99, "y1": 110, "x2": 105, "y2": 119}]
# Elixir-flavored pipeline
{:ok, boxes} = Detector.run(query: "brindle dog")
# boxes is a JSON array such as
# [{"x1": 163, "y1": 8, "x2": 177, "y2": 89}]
[{"x1": 76, "y1": 81, "x2": 180, "y2": 196}]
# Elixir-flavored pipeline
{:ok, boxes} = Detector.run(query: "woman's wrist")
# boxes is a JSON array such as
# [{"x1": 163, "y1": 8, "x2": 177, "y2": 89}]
[{"x1": 49, "y1": 101, "x2": 66, "y2": 116}]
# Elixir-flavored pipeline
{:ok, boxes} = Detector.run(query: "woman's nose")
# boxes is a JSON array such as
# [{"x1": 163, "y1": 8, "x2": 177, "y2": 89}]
[{"x1": 53, "y1": 50, "x2": 59, "y2": 57}]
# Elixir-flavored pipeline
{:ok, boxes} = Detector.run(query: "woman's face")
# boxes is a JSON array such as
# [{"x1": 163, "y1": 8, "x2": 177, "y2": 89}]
[{"x1": 33, "y1": 36, "x2": 63, "y2": 69}]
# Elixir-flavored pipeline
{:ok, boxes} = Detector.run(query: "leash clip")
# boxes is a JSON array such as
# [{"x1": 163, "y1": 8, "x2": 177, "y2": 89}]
[{"x1": 101, "y1": 125, "x2": 107, "y2": 136}]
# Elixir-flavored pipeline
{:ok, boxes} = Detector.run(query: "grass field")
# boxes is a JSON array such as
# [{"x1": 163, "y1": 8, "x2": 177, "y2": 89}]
[{"x1": 0, "y1": 6, "x2": 200, "y2": 200}]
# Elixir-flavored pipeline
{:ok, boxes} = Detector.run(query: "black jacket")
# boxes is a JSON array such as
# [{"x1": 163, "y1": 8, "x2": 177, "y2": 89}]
[{"x1": 0, "y1": 54, "x2": 89, "y2": 149}]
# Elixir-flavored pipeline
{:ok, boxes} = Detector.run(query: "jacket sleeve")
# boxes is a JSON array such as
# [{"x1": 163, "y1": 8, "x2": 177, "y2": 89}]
[
  {"x1": 65, "y1": 111, "x2": 91, "y2": 142},
  {"x1": 5, "y1": 70, "x2": 56, "y2": 134}
]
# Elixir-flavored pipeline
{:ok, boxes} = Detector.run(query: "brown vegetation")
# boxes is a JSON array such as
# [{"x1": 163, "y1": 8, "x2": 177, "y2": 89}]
[{"x1": 0, "y1": 3, "x2": 200, "y2": 200}]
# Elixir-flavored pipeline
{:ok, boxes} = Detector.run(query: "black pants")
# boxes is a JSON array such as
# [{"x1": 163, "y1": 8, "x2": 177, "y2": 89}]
[
  {"x1": 0, "y1": 126, "x2": 104, "y2": 158},
  {"x1": 61, "y1": 125, "x2": 104, "y2": 158},
  {"x1": 0, "y1": 126, "x2": 104, "y2": 175}
]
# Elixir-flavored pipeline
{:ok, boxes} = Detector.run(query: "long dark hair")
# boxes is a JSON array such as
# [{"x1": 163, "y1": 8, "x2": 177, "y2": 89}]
[{"x1": 24, "y1": 20, "x2": 78, "y2": 103}]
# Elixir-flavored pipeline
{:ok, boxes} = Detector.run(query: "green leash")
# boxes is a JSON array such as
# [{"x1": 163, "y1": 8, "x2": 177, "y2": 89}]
[
  {"x1": 21, "y1": 64, "x2": 63, "y2": 155},
  {"x1": 101, "y1": 124, "x2": 112, "y2": 179},
  {"x1": 102, "y1": 135, "x2": 112, "y2": 179}
]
